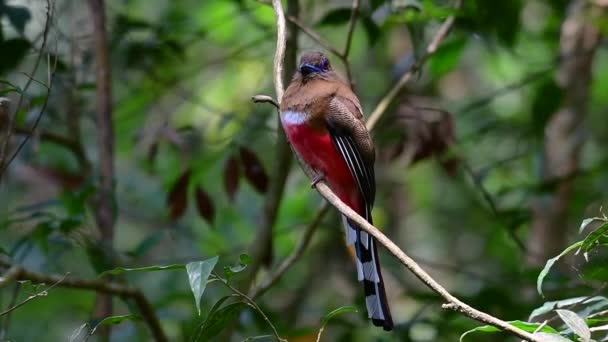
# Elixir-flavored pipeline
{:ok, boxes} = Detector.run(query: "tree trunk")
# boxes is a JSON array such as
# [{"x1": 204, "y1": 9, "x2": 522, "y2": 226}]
[{"x1": 527, "y1": 0, "x2": 602, "y2": 265}]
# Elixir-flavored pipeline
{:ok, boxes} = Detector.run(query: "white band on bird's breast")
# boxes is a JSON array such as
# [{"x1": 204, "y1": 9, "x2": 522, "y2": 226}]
[{"x1": 281, "y1": 110, "x2": 308, "y2": 125}]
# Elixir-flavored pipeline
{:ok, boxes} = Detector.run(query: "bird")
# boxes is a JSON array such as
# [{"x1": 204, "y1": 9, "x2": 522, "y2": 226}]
[{"x1": 279, "y1": 51, "x2": 393, "y2": 331}]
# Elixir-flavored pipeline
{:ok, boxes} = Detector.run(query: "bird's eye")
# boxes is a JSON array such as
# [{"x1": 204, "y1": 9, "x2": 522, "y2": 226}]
[{"x1": 321, "y1": 58, "x2": 328, "y2": 70}]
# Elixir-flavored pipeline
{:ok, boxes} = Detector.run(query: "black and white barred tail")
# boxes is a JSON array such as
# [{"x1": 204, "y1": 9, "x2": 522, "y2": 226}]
[{"x1": 343, "y1": 216, "x2": 393, "y2": 331}]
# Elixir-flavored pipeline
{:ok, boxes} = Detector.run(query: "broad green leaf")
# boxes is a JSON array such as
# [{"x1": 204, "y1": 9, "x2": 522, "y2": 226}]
[
  {"x1": 537, "y1": 241, "x2": 583, "y2": 297},
  {"x1": 0, "y1": 245, "x2": 7, "y2": 255},
  {"x1": 194, "y1": 302, "x2": 249, "y2": 341},
  {"x1": 556, "y1": 310, "x2": 590, "y2": 342},
  {"x1": 460, "y1": 320, "x2": 559, "y2": 341},
  {"x1": 99, "y1": 264, "x2": 185, "y2": 277},
  {"x1": 186, "y1": 256, "x2": 219, "y2": 315},
  {"x1": 321, "y1": 305, "x2": 358, "y2": 325},
  {"x1": 581, "y1": 222, "x2": 608, "y2": 252},
  {"x1": 530, "y1": 296, "x2": 608, "y2": 321}
]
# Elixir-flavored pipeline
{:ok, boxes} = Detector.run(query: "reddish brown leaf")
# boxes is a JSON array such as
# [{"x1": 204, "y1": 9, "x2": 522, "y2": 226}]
[
  {"x1": 239, "y1": 147, "x2": 268, "y2": 193},
  {"x1": 223, "y1": 156, "x2": 240, "y2": 201},
  {"x1": 396, "y1": 97, "x2": 460, "y2": 176},
  {"x1": 167, "y1": 169, "x2": 191, "y2": 221},
  {"x1": 194, "y1": 186, "x2": 215, "y2": 225},
  {"x1": 31, "y1": 165, "x2": 85, "y2": 190}
]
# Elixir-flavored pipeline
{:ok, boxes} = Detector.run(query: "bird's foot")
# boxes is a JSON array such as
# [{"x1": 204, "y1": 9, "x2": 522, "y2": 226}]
[{"x1": 310, "y1": 173, "x2": 325, "y2": 188}]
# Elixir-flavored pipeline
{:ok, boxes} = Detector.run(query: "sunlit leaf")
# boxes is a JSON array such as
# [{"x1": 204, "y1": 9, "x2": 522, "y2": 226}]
[
  {"x1": 186, "y1": 256, "x2": 219, "y2": 315},
  {"x1": 537, "y1": 241, "x2": 583, "y2": 297},
  {"x1": 530, "y1": 296, "x2": 608, "y2": 321},
  {"x1": 581, "y1": 222, "x2": 608, "y2": 252},
  {"x1": 99, "y1": 264, "x2": 185, "y2": 277},
  {"x1": 460, "y1": 320, "x2": 559, "y2": 341},
  {"x1": 68, "y1": 323, "x2": 89, "y2": 342},
  {"x1": 580, "y1": 217, "x2": 604, "y2": 233},
  {"x1": 533, "y1": 332, "x2": 572, "y2": 342},
  {"x1": 555, "y1": 310, "x2": 590, "y2": 342}
]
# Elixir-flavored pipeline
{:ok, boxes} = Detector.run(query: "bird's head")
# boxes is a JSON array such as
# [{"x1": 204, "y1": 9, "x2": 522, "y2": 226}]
[{"x1": 298, "y1": 51, "x2": 332, "y2": 78}]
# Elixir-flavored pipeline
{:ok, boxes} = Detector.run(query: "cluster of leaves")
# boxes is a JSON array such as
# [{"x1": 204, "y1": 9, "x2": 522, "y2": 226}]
[
  {"x1": 165, "y1": 147, "x2": 269, "y2": 224},
  {"x1": 463, "y1": 214, "x2": 608, "y2": 341}
]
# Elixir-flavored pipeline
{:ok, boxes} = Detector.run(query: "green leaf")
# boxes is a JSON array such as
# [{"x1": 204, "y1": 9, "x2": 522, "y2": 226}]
[
  {"x1": 317, "y1": 8, "x2": 351, "y2": 26},
  {"x1": 127, "y1": 231, "x2": 166, "y2": 258},
  {"x1": 428, "y1": 36, "x2": 466, "y2": 77},
  {"x1": 530, "y1": 296, "x2": 608, "y2": 321},
  {"x1": 317, "y1": 306, "x2": 358, "y2": 341},
  {"x1": 223, "y1": 254, "x2": 250, "y2": 280},
  {"x1": 194, "y1": 302, "x2": 249, "y2": 341},
  {"x1": 533, "y1": 333, "x2": 572, "y2": 342},
  {"x1": 579, "y1": 217, "x2": 605, "y2": 233},
  {"x1": 99, "y1": 264, "x2": 185, "y2": 277},
  {"x1": 186, "y1": 256, "x2": 219, "y2": 315},
  {"x1": 531, "y1": 78, "x2": 563, "y2": 137},
  {"x1": 68, "y1": 323, "x2": 89, "y2": 342},
  {"x1": 3, "y1": 5, "x2": 31, "y2": 34},
  {"x1": 0, "y1": 245, "x2": 7, "y2": 255},
  {"x1": 90, "y1": 315, "x2": 140, "y2": 336},
  {"x1": 0, "y1": 39, "x2": 31, "y2": 75},
  {"x1": 555, "y1": 309, "x2": 590, "y2": 342},
  {"x1": 460, "y1": 320, "x2": 559, "y2": 341},
  {"x1": 321, "y1": 305, "x2": 358, "y2": 325},
  {"x1": 537, "y1": 241, "x2": 583, "y2": 297},
  {"x1": 361, "y1": 16, "x2": 382, "y2": 46},
  {"x1": 581, "y1": 222, "x2": 608, "y2": 252}
]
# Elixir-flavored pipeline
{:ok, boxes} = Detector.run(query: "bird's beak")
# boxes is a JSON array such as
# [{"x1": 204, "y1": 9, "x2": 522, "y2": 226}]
[{"x1": 299, "y1": 63, "x2": 322, "y2": 76}]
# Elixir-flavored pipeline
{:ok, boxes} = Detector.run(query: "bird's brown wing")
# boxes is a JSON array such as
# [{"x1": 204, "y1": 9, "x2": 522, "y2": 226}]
[{"x1": 326, "y1": 96, "x2": 376, "y2": 207}]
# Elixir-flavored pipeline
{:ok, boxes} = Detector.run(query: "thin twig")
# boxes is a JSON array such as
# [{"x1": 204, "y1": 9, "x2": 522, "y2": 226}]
[
  {"x1": 271, "y1": 0, "x2": 287, "y2": 102},
  {"x1": 0, "y1": 260, "x2": 168, "y2": 342},
  {"x1": 252, "y1": 95, "x2": 280, "y2": 109},
  {"x1": 215, "y1": 274, "x2": 285, "y2": 341},
  {"x1": 366, "y1": 0, "x2": 462, "y2": 130},
  {"x1": 0, "y1": 272, "x2": 68, "y2": 316},
  {"x1": 342, "y1": 0, "x2": 360, "y2": 82},
  {"x1": 0, "y1": 0, "x2": 54, "y2": 180},
  {"x1": 250, "y1": 204, "x2": 331, "y2": 299},
  {"x1": 286, "y1": 16, "x2": 342, "y2": 59}
]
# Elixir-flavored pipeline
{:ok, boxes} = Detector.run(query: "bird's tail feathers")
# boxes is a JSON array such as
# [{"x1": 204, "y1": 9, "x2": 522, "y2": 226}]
[{"x1": 343, "y1": 216, "x2": 393, "y2": 331}]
